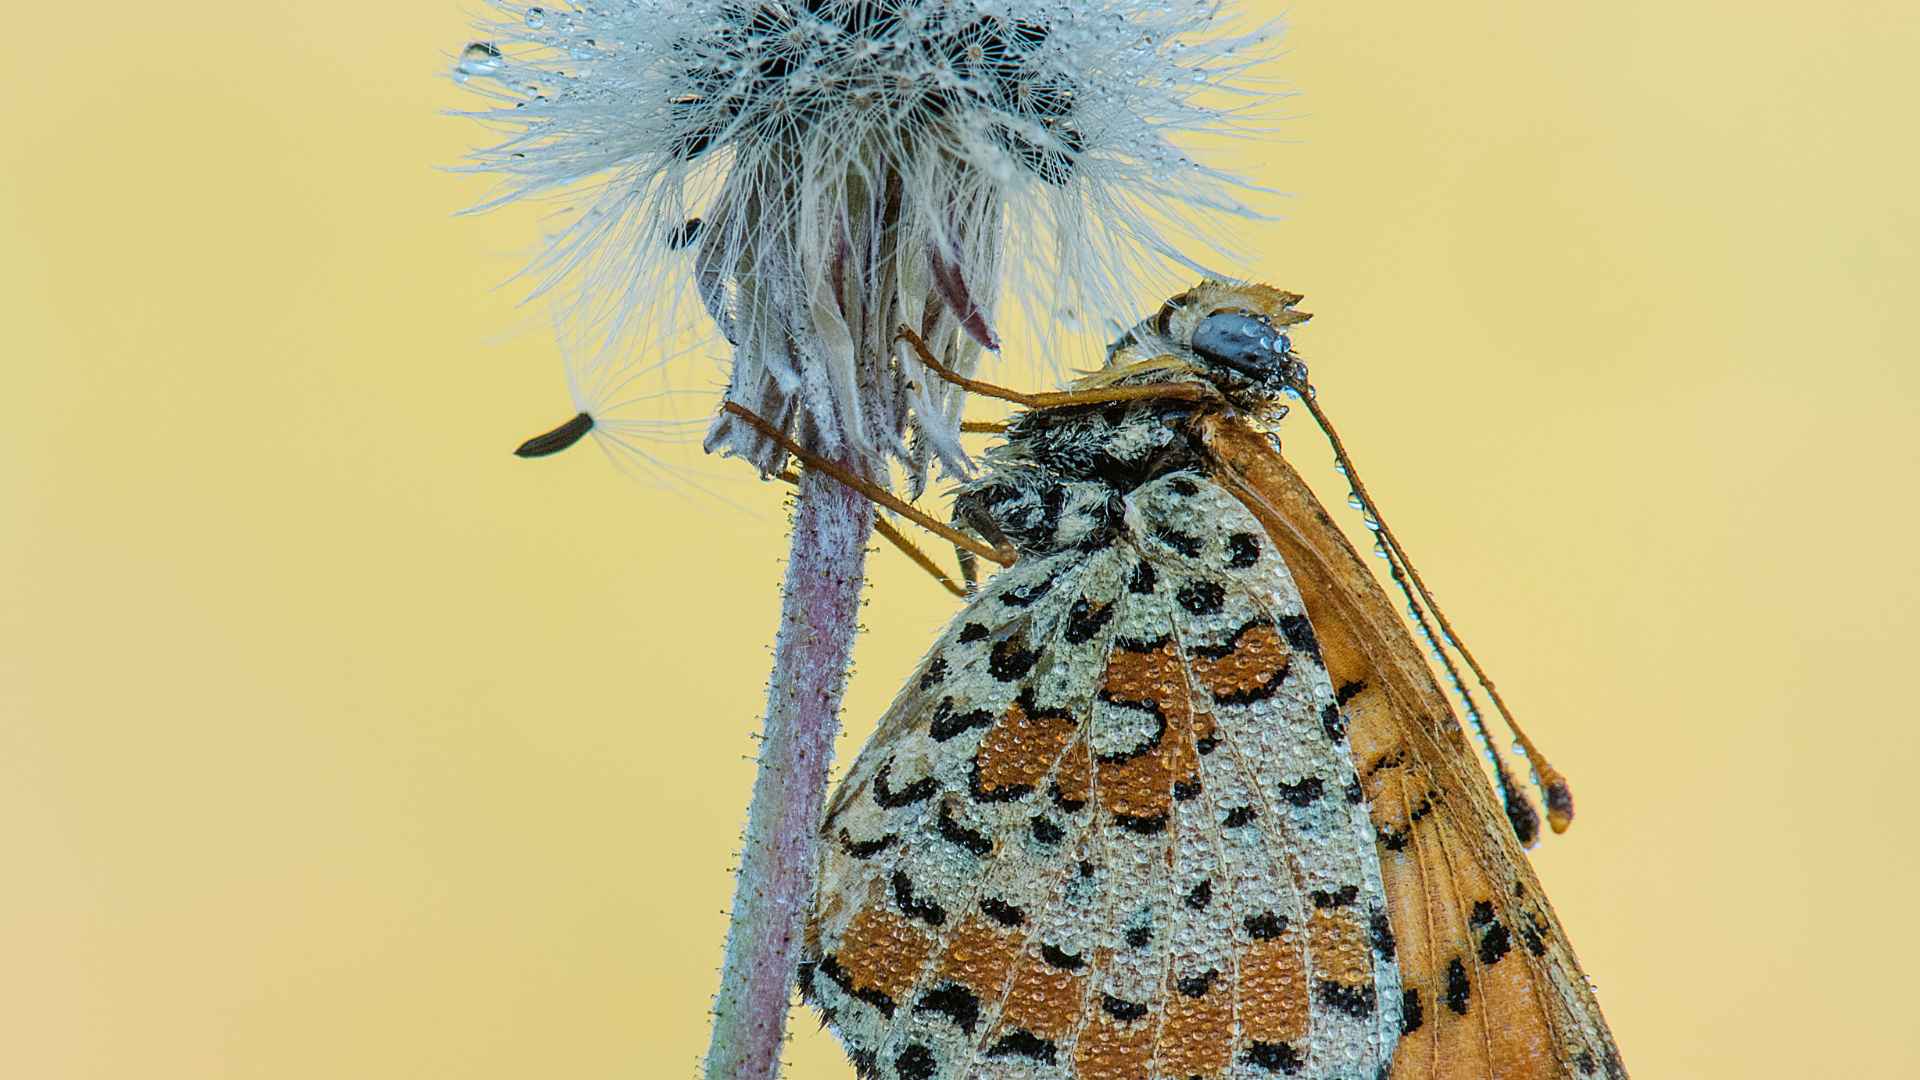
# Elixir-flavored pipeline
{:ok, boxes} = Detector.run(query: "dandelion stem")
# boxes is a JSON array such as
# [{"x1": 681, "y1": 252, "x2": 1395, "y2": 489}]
[{"x1": 704, "y1": 465, "x2": 873, "y2": 1080}]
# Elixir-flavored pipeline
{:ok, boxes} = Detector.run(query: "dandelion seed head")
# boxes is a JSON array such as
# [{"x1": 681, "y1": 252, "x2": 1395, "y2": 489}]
[{"x1": 457, "y1": 0, "x2": 1281, "y2": 487}]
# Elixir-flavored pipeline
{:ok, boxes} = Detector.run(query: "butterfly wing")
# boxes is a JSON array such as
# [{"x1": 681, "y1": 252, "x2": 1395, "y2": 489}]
[
  {"x1": 805, "y1": 470, "x2": 1405, "y2": 1079},
  {"x1": 1196, "y1": 413, "x2": 1627, "y2": 1079}
]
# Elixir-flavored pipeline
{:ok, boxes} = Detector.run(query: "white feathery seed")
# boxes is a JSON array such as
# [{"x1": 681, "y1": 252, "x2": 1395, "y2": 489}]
[{"x1": 455, "y1": 0, "x2": 1282, "y2": 488}]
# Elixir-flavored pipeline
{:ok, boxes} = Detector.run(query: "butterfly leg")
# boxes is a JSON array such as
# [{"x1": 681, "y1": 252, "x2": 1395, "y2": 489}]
[
  {"x1": 894, "y1": 326, "x2": 1220, "y2": 410},
  {"x1": 721, "y1": 402, "x2": 1013, "y2": 567}
]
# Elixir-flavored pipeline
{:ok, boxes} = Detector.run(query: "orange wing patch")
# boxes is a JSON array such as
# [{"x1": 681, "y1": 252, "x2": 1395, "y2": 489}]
[
  {"x1": 1093, "y1": 638, "x2": 1201, "y2": 821},
  {"x1": 1156, "y1": 966, "x2": 1233, "y2": 1078},
  {"x1": 1236, "y1": 931, "x2": 1311, "y2": 1045},
  {"x1": 1189, "y1": 619, "x2": 1291, "y2": 701},
  {"x1": 975, "y1": 693, "x2": 1077, "y2": 799},
  {"x1": 824, "y1": 899, "x2": 939, "y2": 1016}
]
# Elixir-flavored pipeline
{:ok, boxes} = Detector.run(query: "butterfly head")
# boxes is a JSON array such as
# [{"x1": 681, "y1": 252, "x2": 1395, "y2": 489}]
[{"x1": 1105, "y1": 281, "x2": 1312, "y2": 410}]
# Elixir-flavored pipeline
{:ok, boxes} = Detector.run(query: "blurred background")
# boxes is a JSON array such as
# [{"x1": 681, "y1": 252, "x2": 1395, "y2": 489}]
[{"x1": 4, "y1": 2, "x2": 1917, "y2": 1076}]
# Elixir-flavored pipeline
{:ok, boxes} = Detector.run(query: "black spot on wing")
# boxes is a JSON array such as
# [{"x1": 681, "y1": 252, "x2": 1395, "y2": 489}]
[
  {"x1": 817, "y1": 953, "x2": 896, "y2": 1018},
  {"x1": 1227, "y1": 531, "x2": 1262, "y2": 568},
  {"x1": 936, "y1": 802, "x2": 993, "y2": 856},
  {"x1": 1101, "y1": 994, "x2": 1148, "y2": 1022},
  {"x1": 1029, "y1": 815, "x2": 1064, "y2": 846},
  {"x1": 928, "y1": 700, "x2": 994, "y2": 741},
  {"x1": 892, "y1": 872, "x2": 947, "y2": 927},
  {"x1": 1124, "y1": 925, "x2": 1152, "y2": 948},
  {"x1": 1478, "y1": 920, "x2": 1512, "y2": 966},
  {"x1": 1151, "y1": 526, "x2": 1204, "y2": 557},
  {"x1": 1311, "y1": 885, "x2": 1359, "y2": 909},
  {"x1": 1039, "y1": 943, "x2": 1086, "y2": 971},
  {"x1": 1210, "y1": 662, "x2": 1291, "y2": 706},
  {"x1": 1221, "y1": 805, "x2": 1257, "y2": 828},
  {"x1": 1127, "y1": 559, "x2": 1157, "y2": 594},
  {"x1": 1371, "y1": 910, "x2": 1396, "y2": 958},
  {"x1": 988, "y1": 636, "x2": 1038, "y2": 681},
  {"x1": 873, "y1": 760, "x2": 935, "y2": 808},
  {"x1": 1000, "y1": 576, "x2": 1051, "y2": 608},
  {"x1": 1113, "y1": 811, "x2": 1168, "y2": 835},
  {"x1": 1047, "y1": 779, "x2": 1086, "y2": 813},
  {"x1": 1318, "y1": 980, "x2": 1377, "y2": 1018},
  {"x1": 1063, "y1": 596, "x2": 1113, "y2": 644},
  {"x1": 838, "y1": 829, "x2": 898, "y2": 858},
  {"x1": 1401, "y1": 989, "x2": 1424, "y2": 1033},
  {"x1": 1277, "y1": 777, "x2": 1325, "y2": 807},
  {"x1": 1336, "y1": 679, "x2": 1368, "y2": 705},
  {"x1": 958, "y1": 622, "x2": 989, "y2": 643},
  {"x1": 895, "y1": 1043, "x2": 936, "y2": 1080},
  {"x1": 1173, "y1": 777, "x2": 1203, "y2": 800},
  {"x1": 1244, "y1": 911, "x2": 1288, "y2": 940},
  {"x1": 979, "y1": 897, "x2": 1026, "y2": 927},
  {"x1": 1277, "y1": 613, "x2": 1322, "y2": 661},
  {"x1": 1243, "y1": 1040, "x2": 1304, "y2": 1074},
  {"x1": 918, "y1": 657, "x2": 947, "y2": 690},
  {"x1": 1184, "y1": 879, "x2": 1213, "y2": 910},
  {"x1": 913, "y1": 983, "x2": 981, "y2": 1034},
  {"x1": 1175, "y1": 579, "x2": 1226, "y2": 615},
  {"x1": 1445, "y1": 956, "x2": 1471, "y2": 1014},
  {"x1": 1321, "y1": 702, "x2": 1349, "y2": 740},
  {"x1": 985, "y1": 1029, "x2": 1057, "y2": 1063},
  {"x1": 1176, "y1": 968, "x2": 1219, "y2": 997}
]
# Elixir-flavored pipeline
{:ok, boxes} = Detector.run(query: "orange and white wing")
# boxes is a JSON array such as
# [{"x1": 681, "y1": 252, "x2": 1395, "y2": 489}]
[
  {"x1": 1199, "y1": 413, "x2": 1627, "y2": 1080},
  {"x1": 804, "y1": 469, "x2": 1406, "y2": 1079}
]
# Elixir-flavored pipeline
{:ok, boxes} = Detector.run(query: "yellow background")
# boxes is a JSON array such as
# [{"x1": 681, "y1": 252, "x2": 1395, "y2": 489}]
[{"x1": 5, "y1": 2, "x2": 1916, "y2": 1076}]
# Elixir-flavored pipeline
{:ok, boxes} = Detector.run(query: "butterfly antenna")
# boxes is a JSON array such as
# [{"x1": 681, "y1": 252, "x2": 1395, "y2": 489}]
[{"x1": 1285, "y1": 376, "x2": 1576, "y2": 835}]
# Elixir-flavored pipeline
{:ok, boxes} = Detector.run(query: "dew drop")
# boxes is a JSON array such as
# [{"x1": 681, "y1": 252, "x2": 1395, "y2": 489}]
[
  {"x1": 1347, "y1": 492, "x2": 1365, "y2": 509},
  {"x1": 457, "y1": 41, "x2": 503, "y2": 79},
  {"x1": 525, "y1": 7, "x2": 546, "y2": 29}
]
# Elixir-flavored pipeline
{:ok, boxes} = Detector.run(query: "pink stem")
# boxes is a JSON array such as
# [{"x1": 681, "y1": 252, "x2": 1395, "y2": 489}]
[{"x1": 703, "y1": 466, "x2": 873, "y2": 1080}]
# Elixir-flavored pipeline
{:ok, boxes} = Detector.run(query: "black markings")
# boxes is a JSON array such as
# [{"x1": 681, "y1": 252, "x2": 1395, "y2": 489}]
[
  {"x1": 1101, "y1": 994, "x2": 1148, "y2": 1022},
  {"x1": 1064, "y1": 596, "x2": 1113, "y2": 644},
  {"x1": 849, "y1": 1048, "x2": 878, "y2": 1080},
  {"x1": 895, "y1": 1043, "x2": 937, "y2": 1080},
  {"x1": 1478, "y1": 921, "x2": 1513, "y2": 966},
  {"x1": 1523, "y1": 922, "x2": 1549, "y2": 957},
  {"x1": 1277, "y1": 777, "x2": 1325, "y2": 807},
  {"x1": 1176, "y1": 968, "x2": 1219, "y2": 997},
  {"x1": 936, "y1": 802, "x2": 993, "y2": 856},
  {"x1": 1401, "y1": 989, "x2": 1424, "y2": 1034},
  {"x1": 1445, "y1": 957, "x2": 1471, "y2": 1015},
  {"x1": 873, "y1": 760, "x2": 935, "y2": 808},
  {"x1": 1371, "y1": 910, "x2": 1397, "y2": 958},
  {"x1": 1319, "y1": 980, "x2": 1377, "y2": 1018},
  {"x1": 1168, "y1": 477, "x2": 1199, "y2": 496},
  {"x1": 979, "y1": 897, "x2": 1027, "y2": 927},
  {"x1": 1321, "y1": 702, "x2": 1349, "y2": 740},
  {"x1": 1345, "y1": 779, "x2": 1365, "y2": 804},
  {"x1": 1336, "y1": 679, "x2": 1368, "y2": 705},
  {"x1": 1029, "y1": 815, "x2": 1064, "y2": 846},
  {"x1": 1078, "y1": 859, "x2": 1096, "y2": 878},
  {"x1": 1152, "y1": 526, "x2": 1204, "y2": 557},
  {"x1": 1189, "y1": 615, "x2": 1274, "y2": 659},
  {"x1": 892, "y1": 872, "x2": 947, "y2": 927},
  {"x1": 1184, "y1": 879, "x2": 1213, "y2": 910},
  {"x1": 985, "y1": 1029, "x2": 1056, "y2": 1063},
  {"x1": 1376, "y1": 823, "x2": 1409, "y2": 852},
  {"x1": 818, "y1": 953, "x2": 895, "y2": 1017},
  {"x1": 1114, "y1": 633, "x2": 1172, "y2": 655},
  {"x1": 918, "y1": 657, "x2": 947, "y2": 690},
  {"x1": 1039, "y1": 943, "x2": 1086, "y2": 971},
  {"x1": 957, "y1": 622, "x2": 989, "y2": 643},
  {"x1": 1173, "y1": 777, "x2": 1203, "y2": 800},
  {"x1": 1114, "y1": 811, "x2": 1169, "y2": 835},
  {"x1": 1243, "y1": 1040, "x2": 1304, "y2": 1074},
  {"x1": 1048, "y1": 779, "x2": 1087, "y2": 813},
  {"x1": 1210, "y1": 662, "x2": 1290, "y2": 706},
  {"x1": 1127, "y1": 559, "x2": 1157, "y2": 594},
  {"x1": 1470, "y1": 901, "x2": 1496, "y2": 925},
  {"x1": 928, "y1": 700, "x2": 994, "y2": 741},
  {"x1": 968, "y1": 759, "x2": 1030, "y2": 803},
  {"x1": 913, "y1": 983, "x2": 981, "y2": 1034},
  {"x1": 1227, "y1": 532, "x2": 1262, "y2": 568},
  {"x1": 1000, "y1": 577, "x2": 1051, "y2": 608},
  {"x1": 1176, "y1": 579, "x2": 1226, "y2": 616},
  {"x1": 1195, "y1": 732, "x2": 1220, "y2": 754},
  {"x1": 1125, "y1": 925, "x2": 1152, "y2": 948},
  {"x1": 1311, "y1": 884, "x2": 1359, "y2": 909},
  {"x1": 988, "y1": 637, "x2": 1038, "y2": 681},
  {"x1": 1277, "y1": 613, "x2": 1323, "y2": 661},
  {"x1": 1244, "y1": 912, "x2": 1288, "y2": 940},
  {"x1": 514, "y1": 412, "x2": 595, "y2": 458},
  {"x1": 1091, "y1": 705, "x2": 1166, "y2": 765},
  {"x1": 838, "y1": 829, "x2": 898, "y2": 858},
  {"x1": 1222, "y1": 805, "x2": 1258, "y2": 828}
]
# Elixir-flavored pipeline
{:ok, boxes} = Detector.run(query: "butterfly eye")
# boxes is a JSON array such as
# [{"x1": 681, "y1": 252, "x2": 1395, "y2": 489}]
[{"x1": 1190, "y1": 311, "x2": 1291, "y2": 380}]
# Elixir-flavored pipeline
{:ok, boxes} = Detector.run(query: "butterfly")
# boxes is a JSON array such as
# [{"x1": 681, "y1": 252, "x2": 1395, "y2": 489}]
[{"x1": 746, "y1": 280, "x2": 1624, "y2": 1079}]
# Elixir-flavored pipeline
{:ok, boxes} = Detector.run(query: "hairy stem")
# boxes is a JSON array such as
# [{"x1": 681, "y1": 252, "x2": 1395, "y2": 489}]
[{"x1": 704, "y1": 466, "x2": 873, "y2": 1080}]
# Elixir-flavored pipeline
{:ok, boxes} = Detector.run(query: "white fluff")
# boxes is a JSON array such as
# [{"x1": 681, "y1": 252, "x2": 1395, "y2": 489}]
[{"x1": 456, "y1": 0, "x2": 1281, "y2": 488}]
